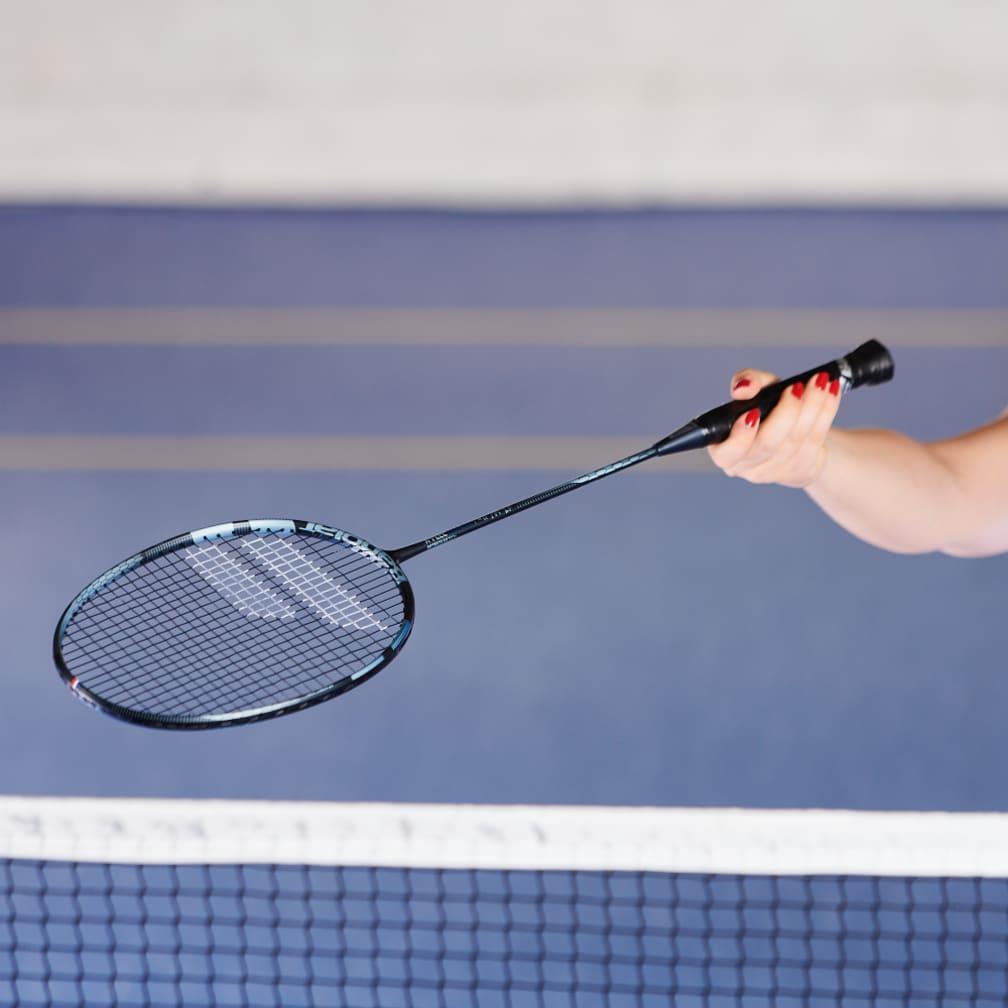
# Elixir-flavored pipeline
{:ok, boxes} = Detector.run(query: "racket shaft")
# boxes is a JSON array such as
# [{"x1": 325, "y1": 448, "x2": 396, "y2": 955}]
[
  {"x1": 394, "y1": 340, "x2": 894, "y2": 559},
  {"x1": 390, "y1": 447, "x2": 657, "y2": 562}
]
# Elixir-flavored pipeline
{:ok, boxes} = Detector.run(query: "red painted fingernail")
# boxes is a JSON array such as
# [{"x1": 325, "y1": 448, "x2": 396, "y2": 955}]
[
  {"x1": 791, "y1": 381, "x2": 805, "y2": 400},
  {"x1": 733, "y1": 378, "x2": 752, "y2": 391},
  {"x1": 744, "y1": 408, "x2": 760, "y2": 428},
  {"x1": 829, "y1": 378, "x2": 841, "y2": 397},
  {"x1": 815, "y1": 371, "x2": 830, "y2": 390}
]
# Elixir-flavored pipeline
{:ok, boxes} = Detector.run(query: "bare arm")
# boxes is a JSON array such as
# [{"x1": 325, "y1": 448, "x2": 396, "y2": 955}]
[
  {"x1": 708, "y1": 369, "x2": 1008, "y2": 558},
  {"x1": 808, "y1": 418, "x2": 1008, "y2": 556}
]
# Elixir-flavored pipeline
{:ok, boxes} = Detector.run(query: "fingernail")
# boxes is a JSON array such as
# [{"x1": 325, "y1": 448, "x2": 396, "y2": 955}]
[
  {"x1": 829, "y1": 378, "x2": 841, "y2": 397},
  {"x1": 791, "y1": 381, "x2": 805, "y2": 400},
  {"x1": 733, "y1": 378, "x2": 752, "y2": 391},
  {"x1": 815, "y1": 371, "x2": 830, "y2": 391},
  {"x1": 744, "y1": 408, "x2": 760, "y2": 428}
]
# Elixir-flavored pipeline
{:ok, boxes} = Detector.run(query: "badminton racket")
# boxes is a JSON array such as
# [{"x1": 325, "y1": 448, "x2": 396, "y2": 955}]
[{"x1": 53, "y1": 339, "x2": 893, "y2": 729}]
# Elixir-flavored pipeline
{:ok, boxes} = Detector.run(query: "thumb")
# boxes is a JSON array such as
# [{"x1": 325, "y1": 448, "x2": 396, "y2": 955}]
[{"x1": 730, "y1": 369, "x2": 778, "y2": 400}]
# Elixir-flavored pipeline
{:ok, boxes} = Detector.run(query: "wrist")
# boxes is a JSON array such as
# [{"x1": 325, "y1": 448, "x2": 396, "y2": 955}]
[
  {"x1": 800, "y1": 445, "x2": 829, "y2": 490},
  {"x1": 802, "y1": 433, "x2": 843, "y2": 494}
]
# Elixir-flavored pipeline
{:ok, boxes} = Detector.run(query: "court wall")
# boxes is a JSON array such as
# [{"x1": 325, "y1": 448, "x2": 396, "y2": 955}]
[{"x1": 1, "y1": 0, "x2": 1006, "y2": 204}]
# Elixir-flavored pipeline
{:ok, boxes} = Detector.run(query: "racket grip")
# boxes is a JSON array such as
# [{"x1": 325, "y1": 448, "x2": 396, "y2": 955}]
[{"x1": 654, "y1": 339, "x2": 894, "y2": 455}]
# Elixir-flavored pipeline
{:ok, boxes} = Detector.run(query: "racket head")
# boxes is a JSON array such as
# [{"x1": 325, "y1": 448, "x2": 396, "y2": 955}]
[{"x1": 53, "y1": 519, "x2": 414, "y2": 730}]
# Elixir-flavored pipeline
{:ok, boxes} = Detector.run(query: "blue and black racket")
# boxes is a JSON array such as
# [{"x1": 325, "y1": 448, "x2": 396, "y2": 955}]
[{"x1": 54, "y1": 340, "x2": 893, "y2": 729}]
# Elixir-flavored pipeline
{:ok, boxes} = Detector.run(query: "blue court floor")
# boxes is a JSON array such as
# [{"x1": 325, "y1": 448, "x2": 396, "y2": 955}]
[{"x1": 2, "y1": 207, "x2": 1006, "y2": 810}]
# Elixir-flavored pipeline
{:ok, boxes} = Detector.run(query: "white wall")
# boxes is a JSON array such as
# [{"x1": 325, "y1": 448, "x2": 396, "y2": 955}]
[{"x1": 1, "y1": 0, "x2": 1005, "y2": 204}]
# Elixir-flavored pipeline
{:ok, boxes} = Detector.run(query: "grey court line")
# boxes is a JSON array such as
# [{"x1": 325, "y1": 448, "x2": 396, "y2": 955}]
[
  {"x1": 0, "y1": 435, "x2": 716, "y2": 473},
  {"x1": 1, "y1": 309, "x2": 1006, "y2": 346}
]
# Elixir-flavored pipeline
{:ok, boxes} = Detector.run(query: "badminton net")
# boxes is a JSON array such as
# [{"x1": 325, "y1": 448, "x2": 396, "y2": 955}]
[{"x1": 3, "y1": 798, "x2": 1008, "y2": 1006}]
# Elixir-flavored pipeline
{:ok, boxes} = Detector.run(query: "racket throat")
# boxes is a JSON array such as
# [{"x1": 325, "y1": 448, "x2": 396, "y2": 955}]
[
  {"x1": 388, "y1": 541, "x2": 429, "y2": 564},
  {"x1": 652, "y1": 421, "x2": 711, "y2": 457}
]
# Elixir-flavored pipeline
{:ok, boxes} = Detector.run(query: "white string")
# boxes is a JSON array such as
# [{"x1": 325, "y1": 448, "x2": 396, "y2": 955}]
[
  {"x1": 242, "y1": 537, "x2": 388, "y2": 632},
  {"x1": 184, "y1": 544, "x2": 297, "y2": 620}
]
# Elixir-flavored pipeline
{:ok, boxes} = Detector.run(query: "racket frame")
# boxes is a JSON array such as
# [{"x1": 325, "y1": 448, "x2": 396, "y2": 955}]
[{"x1": 53, "y1": 519, "x2": 415, "y2": 730}]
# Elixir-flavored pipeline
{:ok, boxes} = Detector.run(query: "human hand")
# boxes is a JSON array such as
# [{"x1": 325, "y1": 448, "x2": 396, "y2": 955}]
[{"x1": 707, "y1": 368, "x2": 843, "y2": 488}]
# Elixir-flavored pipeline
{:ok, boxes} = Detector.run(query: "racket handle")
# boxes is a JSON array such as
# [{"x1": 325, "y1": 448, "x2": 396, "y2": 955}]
[{"x1": 653, "y1": 339, "x2": 894, "y2": 456}]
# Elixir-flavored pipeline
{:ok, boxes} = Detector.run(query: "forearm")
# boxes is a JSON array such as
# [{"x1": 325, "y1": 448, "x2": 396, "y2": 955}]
[{"x1": 805, "y1": 428, "x2": 969, "y2": 555}]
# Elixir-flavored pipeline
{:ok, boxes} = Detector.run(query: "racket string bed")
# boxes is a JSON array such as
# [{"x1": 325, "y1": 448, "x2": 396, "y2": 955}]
[
  {"x1": 3, "y1": 800, "x2": 1008, "y2": 1007},
  {"x1": 57, "y1": 531, "x2": 408, "y2": 725}
]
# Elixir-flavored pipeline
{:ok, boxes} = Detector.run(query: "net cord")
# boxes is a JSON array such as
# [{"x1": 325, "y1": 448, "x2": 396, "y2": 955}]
[{"x1": 3, "y1": 798, "x2": 1008, "y2": 877}]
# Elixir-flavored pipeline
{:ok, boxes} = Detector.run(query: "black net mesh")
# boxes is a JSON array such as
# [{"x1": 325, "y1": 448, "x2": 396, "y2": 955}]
[
  {"x1": 57, "y1": 531, "x2": 408, "y2": 723},
  {"x1": 3, "y1": 860, "x2": 1008, "y2": 1007}
]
